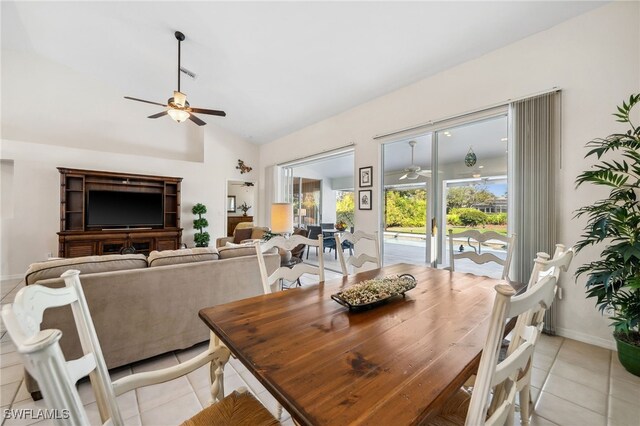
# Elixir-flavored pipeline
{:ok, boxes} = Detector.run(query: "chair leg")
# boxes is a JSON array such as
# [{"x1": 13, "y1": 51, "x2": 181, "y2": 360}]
[{"x1": 519, "y1": 385, "x2": 531, "y2": 425}]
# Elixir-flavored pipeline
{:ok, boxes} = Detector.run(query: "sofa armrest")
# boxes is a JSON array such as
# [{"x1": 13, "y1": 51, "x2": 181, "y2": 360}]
[{"x1": 216, "y1": 236, "x2": 233, "y2": 248}]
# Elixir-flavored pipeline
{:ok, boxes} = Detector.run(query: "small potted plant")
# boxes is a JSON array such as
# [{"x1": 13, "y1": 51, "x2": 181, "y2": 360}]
[
  {"x1": 574, "y1": 93, "x2": 640, "y2": 376},
  {"x1": 335, "y1": 220, "x2": 347, "y2": 231},
  {"x1": 192, "y1": 203, "x2": 210, "y2": 247},
  {"x1": 239, "y1": 202, "x2": 251, "y2": 217}
]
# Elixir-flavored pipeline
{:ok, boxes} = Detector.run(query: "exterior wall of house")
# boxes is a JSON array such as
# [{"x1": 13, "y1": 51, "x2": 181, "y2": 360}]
[{"x1": 258, "y1": 2, "x2": 640, "y2": 349}]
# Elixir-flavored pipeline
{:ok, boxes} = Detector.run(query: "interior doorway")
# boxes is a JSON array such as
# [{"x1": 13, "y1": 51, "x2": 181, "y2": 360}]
[{"x1": 225, "y1": 180, "x2": 256, "y2": 237}]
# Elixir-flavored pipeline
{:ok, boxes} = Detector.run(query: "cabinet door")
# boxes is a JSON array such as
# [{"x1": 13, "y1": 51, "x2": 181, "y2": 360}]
[
  {"x1": 66, "y1": 241, "x2": 96, "y2": 258},
  {"x1": 100, "y1": 240, "x2": 126, "y2": 255},
  {"x1": 156, "y1": 238, "x2": 178, "y2": 251},
  {"x1": 130, "y1": 239, "x2": 153, "y2": 256}
]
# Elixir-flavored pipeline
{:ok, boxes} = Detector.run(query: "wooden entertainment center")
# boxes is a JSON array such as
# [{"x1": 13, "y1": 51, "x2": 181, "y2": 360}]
[{"x1": 57, "y1": 168, "x2": 183, "y2": 258}]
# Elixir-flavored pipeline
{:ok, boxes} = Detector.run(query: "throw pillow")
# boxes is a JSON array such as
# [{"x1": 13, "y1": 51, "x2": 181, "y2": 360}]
[{"x1": 234, "y1": 227, "x2": 253, "y2": 244}]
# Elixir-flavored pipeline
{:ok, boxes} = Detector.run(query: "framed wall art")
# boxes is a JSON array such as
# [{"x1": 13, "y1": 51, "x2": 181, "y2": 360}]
[
  {"x1": 358, "y1": 190, "x2": 372, "y2": 210},
  {"x1": 359, "y1": 166, "x2": 373, "y2": 188}
]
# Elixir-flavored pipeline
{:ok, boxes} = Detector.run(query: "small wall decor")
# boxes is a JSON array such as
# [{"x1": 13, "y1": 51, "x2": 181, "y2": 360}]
[
  {"x1": 236, "y1": 159, "x2": 253, "y2": 174},
  {"x1": 359, "y1": 166, "x2": 373, "y2": 187},
  {"x1": 359, "y1": 190, "x2": 372, "y2": 210},
  {"x1": 464, "y1": 147, "x2": 477, "y2": 167}
]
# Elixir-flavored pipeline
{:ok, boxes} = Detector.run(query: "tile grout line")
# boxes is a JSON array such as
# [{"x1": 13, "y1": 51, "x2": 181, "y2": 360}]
[
  {"x1": 605, "y1": 350, "x2": 612, "y2": 422},
  {"x1": 533, "y1": 336, "x2": 565, "y2": 425}
]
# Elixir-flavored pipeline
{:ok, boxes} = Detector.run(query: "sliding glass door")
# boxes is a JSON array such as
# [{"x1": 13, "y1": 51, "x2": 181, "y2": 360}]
[{"x1": 381, "y1": 114, "x2": 509, "y2": 278}]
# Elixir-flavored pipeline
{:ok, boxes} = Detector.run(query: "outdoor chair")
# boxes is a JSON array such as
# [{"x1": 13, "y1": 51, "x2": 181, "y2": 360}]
[
  {"x1": 1, "y1": 270, "x2": 278, "y2": 426},
  {"x1": 306, "y1": 225, "x2": 322, "y2": 259},
  {"x1": 447, "y1": 229, "x2": 516, "y2": 280}
]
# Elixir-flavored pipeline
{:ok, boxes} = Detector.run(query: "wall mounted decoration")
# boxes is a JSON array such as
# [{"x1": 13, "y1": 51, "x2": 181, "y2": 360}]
[
  {"x1": 359, "y1": 166, "x2": 373, "y2": 187},
  {"x1": 465, "y1": 147, "x2": 477, "y2": 167},
  {"x1": 359, "y1": 190, "x2": 372, "y2": 210},
  {"x1": 236, "y1": 159, "x2": 253, "y2": 174}
]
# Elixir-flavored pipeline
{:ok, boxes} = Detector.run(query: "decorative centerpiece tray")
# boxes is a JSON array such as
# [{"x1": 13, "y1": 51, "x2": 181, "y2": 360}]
[{"x1": 331, "y1": 274, "x2": 417, "y2": 311}]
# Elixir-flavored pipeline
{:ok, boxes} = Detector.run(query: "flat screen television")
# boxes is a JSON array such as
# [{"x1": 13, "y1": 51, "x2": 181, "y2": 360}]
[{"x1": 86, "y1": 190, "x2": 163, "y2": 228}]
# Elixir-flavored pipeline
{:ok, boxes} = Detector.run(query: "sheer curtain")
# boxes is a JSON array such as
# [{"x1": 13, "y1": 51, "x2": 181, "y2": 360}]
[{"x1": 511, "y1": 91, "x2": 561, "y2": 333}]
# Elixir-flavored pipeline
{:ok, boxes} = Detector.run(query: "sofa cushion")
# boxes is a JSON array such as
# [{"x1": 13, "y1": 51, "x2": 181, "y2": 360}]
[
  {"x1": 233, "y1": 227, "x2": 253, "y2": 244},
  {"x1": 147, "y1": 247, "x2": 219, "y2": 267},
  {"x1": 25, "y1": 254, "x2": 147, "y2": 285},
  {"x1": 251, "y1": 227, "x2": 269, "y2": 240},
  {"x1": 218, "y1": 245, "x2": 257, "y2": 259}
]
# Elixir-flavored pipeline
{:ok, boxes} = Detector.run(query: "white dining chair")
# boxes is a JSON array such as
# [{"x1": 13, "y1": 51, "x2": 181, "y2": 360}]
[
  {"x1": 1, "y1": 270, "x2": 278, "y2": 426},
  {"x1": 447, "y1": 229, "x2": 516, "y2": 280},
  {"x1": 256, "y1": 234, "x2": 324, "y2": 293},
  {"x1": 335, "y1": 230, "x2": 381, "y2": 276},
  {"x1": 427, "y1": 273, "x2": 558, "y2": 426},
  {"x1": 498, "y1": 244, "x2": 574, "y2": 425}
]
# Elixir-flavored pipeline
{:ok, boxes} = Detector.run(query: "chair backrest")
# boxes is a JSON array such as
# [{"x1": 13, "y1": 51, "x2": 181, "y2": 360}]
[
  {"x1": 448, "y1": 229, "x2": 516, "y2": 280},
  {"x1": 255, "y1": 235, "x2": 324, "y2": 294},
  {"x1": 291, "y1": 228, "x2": 309, "y2": 259},
  {"x1": 1, "y1": 270, "x2": 123, "y2": 425},
  {"x1": 335, "y1": 231, "x2": 381, "y2": 276},
  {"x1": 320, "y1": 223, "x2": 334, "y2": 230},
  {"x1": 307, "y1": 225, "x2": 322, "y2": 240},
  {"x1": 465, "y1": 274, "x2": 558, "y2": 425}
]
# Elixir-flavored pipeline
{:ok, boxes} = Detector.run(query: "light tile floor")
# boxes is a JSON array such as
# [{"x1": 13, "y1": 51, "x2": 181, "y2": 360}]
[{"x1": 2, "y1": 277, "x2": 640, "y2": 426}]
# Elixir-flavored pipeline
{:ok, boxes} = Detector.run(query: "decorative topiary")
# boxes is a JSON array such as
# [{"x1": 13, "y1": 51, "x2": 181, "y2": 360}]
[{"x1": 192, "y1": 203, "x2": 210, "y2": 247}]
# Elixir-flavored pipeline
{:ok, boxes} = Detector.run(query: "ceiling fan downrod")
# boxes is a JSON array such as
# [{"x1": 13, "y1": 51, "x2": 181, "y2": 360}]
[{"x1": 175, "y1": 31, "x2": 185, "y2": 93}]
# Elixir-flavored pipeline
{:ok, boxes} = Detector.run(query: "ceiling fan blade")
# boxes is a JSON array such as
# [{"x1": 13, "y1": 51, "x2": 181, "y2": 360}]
[
  {"x1": 399, "y1": 173, "x2": 408, "y2": 180},
  {"x1": 188, "y1": 114, "x2": 207, "y2": 126},
  {"x1": 417, "y1": 170, "x2": 432, "y2": 176},
  {"x1": 124, "y1": 96, "x2": 167, "y2": 107},
  {"x1": 148, "y1": 111, "x2": 168, "y2": 119},
  {"x1": 190, "y1": 107, "x2": 226, "y2": 117}
]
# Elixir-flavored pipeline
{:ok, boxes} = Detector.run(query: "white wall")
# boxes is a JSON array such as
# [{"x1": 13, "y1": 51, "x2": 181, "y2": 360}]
[
  {"x1": 0, "y1": 122, "x2": 259, "y2": 277},
  {"x1": 259, "y1": 2, "x2": 640, "y2": 349}
]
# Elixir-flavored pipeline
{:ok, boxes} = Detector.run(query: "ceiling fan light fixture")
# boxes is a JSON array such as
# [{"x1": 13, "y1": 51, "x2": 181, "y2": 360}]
[
  {"x1": 173, "y1": 91, "x2": 187, "y2": 108},
  {"x1": 167, "y1": 108, "x2": 190, "y2": 123}
]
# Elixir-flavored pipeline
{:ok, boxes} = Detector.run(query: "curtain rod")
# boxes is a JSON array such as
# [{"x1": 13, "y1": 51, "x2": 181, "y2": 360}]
[
  {"x1": 373, "y1": 87, "x2": 560, "y2": 140},
  {"x1": 277, "y1": 143, "x2": 355, "y2": 167}
]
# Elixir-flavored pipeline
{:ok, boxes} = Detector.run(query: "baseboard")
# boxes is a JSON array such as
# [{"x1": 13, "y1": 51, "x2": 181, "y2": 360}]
[
  {"x1": 555, "y1": 327, "x2": 616, "y2": 351},
  {"x1": 1, "y1": 274, "x2": 23, "y2": 282}
]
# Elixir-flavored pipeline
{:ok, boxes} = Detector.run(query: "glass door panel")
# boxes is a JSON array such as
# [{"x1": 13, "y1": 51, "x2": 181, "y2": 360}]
[
  {"x1": 381, "y1": 135, "x2": 432, "y2": 266},
  {"x1": 435, "y1": 115, "x2": 509, "y2": 278}
]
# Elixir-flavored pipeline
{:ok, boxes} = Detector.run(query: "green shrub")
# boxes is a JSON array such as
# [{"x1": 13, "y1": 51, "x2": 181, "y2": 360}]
[
  {"x1": 446, "y1": 214, "x2": 461, "y2": 226},
  {"x1": 450, "y1": 208, "x2": 488, "y2": 227},
  {"x1": 486, "y1": 213, "x2": 507, "y2": 225}
]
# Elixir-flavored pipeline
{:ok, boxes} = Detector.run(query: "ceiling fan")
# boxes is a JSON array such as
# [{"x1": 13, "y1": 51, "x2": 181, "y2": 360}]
[
  {"x1": 124, "y1": 31, "x2": 226, "y2": 126},
  {"x1": 231, "y1": 182, "x2": 255, "y2": 187},
  {"x1": 399, "y1": 141, "x2": 431, "y2": 180}
]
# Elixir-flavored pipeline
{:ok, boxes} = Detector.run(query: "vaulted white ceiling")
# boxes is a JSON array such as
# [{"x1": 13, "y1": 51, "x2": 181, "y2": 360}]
[{"x1": 1, "y1": 1, "x2": 603, "y2": 149}]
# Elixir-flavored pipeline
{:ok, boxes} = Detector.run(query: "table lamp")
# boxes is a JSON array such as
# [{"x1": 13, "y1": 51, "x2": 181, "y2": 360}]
[
  {"x1": 271, "y1": 203, "x2": 294, "y2": 263},
  {"x1": 271, "y1": 203, "x2": 294, "y2": 235}
]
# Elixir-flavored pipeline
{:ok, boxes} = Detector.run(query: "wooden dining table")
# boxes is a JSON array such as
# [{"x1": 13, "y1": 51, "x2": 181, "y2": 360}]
[{"x1": 199, "y1": 263, "x2": 510, "y2": 425}]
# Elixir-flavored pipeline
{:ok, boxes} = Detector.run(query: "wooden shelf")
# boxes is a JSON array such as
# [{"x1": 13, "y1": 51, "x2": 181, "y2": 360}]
[{"x1": 58, "y1": 168, "x2": 183, "y2": 257}]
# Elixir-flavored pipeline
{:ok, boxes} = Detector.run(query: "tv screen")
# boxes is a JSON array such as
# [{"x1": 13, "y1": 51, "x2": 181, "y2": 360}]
[{"x1": 87, "y1": 191, "x2": 163, "y2": 228}]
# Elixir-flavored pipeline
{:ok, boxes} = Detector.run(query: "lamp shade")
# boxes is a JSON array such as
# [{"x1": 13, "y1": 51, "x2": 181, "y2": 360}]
[{"x1": 271, "y1": 203, "x2": 293, "y2": 234}]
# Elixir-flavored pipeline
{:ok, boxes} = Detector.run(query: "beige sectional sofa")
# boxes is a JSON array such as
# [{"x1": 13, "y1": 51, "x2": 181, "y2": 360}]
[{"x1": 23, "y1": 247, "x2": 279, "y2": 398}]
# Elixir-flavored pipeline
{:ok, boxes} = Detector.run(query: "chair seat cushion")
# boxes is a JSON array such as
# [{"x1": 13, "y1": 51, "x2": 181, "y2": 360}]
[
  {"x1": 425, "y1": 388, "x2": 470, "y2": 426},
  {"x1": 181, "y1": 391, "x2": 279, "y2": 426}
]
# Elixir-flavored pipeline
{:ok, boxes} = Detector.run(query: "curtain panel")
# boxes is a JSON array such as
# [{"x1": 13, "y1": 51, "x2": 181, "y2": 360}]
[{"x1": 511, "y1": 91, "x2": 561, "y2": 333}]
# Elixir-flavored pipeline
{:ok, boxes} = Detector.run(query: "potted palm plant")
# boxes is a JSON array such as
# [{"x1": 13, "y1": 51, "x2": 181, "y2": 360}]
[{"x1": 574, "y1": 93, "x2": 640, "y2": 376}]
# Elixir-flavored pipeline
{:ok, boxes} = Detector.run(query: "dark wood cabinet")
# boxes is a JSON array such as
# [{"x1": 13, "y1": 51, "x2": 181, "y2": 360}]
[
  {"x1": 227, "y1": 216, "x2": 253, "y2": 236},
  {"x1": 58, "y1": 168, "x2": 183, "y2": 257}
]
